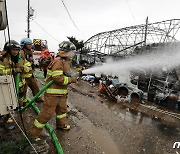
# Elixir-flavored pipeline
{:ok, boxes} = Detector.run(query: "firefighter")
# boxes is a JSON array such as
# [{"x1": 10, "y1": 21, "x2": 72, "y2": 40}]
[
  {"x1": 0, "y1": 40, "x2": 29, "y2": 106},
  {"x1": 29, "y1": 41, "x2": 77, "y2": 139},
  {"x1": 39, "y1": 49, "x2": 52, "y2": 78},
  {"x1": 20, "y1": 38, "x2": 44, "y2": 103},
  {"x1": 0, "y1": 40, "x2": 30, "y2": 129}
]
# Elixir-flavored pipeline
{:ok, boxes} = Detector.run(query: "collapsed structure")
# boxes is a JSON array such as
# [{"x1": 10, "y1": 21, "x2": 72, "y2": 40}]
[{"x1": 81, "y1": 19, "x2": 180, "y2": 111}]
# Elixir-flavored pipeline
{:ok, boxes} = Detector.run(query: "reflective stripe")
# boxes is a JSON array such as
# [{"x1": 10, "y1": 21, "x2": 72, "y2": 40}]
[
  {"x1": 6, "y1": 68, "x2": 11, "y2": 73},
  {"x1": 3, "y1": 68, "x2": 11, "y2": 75},
  {"x1": 19, "y1": 97, "x2": 24, "y2": 102},
  {"x1": 34, "y1": 119, "x2": 45, "y2": 129},
  {"x1": 46, "y1": 88, "x2": 67, "y2": 95},
  {"x1": 24, "y1": 62, "x2": 32, "y2": 72},
  {"x1": 0, "y1": 69, "x2": 3, "y2": 75},
  {"x1": 0, "y1": 65, "x2": 5, "y2": 75},
  {"x1": 52, "y1": 70, "x2": 63, "y2": 77},
  {"x1": 57, "y1": 113, "x2": 66, "y2": 119},
  {"x1": 63, "y1": 76, "x2": 69, "y2": 85},
  {"x1": 0, "y1": 64, "x2": 5, "y2": 69},
  {"x1": 47, "y1": 70, "x2": 52, "y2": 76},
  {"x1": 23, "y1": 97, "x2": 27, "y2": 103},
  {"x1": 24, "y1": 66, "x2": 31, "y2": 72},
  {"x1": 35, "y1": 138, "x2": 41, "y2": 141},
  {"x1": 19, "y1": 97, "x2": 27, "y2": 103},
  {"x1": 24, "y1": 73, "x2": 32, "y2": 78},
  {"x1": 24, "y1": 62, "x2": 32, "y2": 67},
  {"x1": 0, "y1": 66, "x2": 11, "y2": 75},
  {"x1": 19, "y1": 79, "x2": 26, "y2": 87}
]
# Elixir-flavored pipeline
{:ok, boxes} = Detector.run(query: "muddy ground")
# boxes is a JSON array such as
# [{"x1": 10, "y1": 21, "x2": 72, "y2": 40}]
[{"x1": 0, "y1": 73, "x2": 180, "y2": 154}]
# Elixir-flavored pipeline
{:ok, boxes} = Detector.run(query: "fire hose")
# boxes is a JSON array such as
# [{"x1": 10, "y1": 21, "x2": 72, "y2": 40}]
[
  {"x1": 18, "y1": 80, "x2": 53, "y2": 112},
  {"x1": 16, "y1": 77, "x2": 64, "y2": 154},
  {"x1": 29, "y1": 98, "x2": 64, "y2": 154}
]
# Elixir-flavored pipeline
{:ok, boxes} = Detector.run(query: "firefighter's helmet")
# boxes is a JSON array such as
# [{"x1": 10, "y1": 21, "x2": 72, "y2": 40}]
[
  {"x1": 20, "y1": 38, "x2": 33, "y2": 47},
  {"x1": 58, "y1": 41, "x2": 76, "y2": 52},
  {"x1": 4, "y1": 40, "x2": 21, "y2": 51}
]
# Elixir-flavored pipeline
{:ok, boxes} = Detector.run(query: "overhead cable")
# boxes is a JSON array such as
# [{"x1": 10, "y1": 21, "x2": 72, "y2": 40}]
[
  {"x1": 60, "y1": 0, "x2": 80, "y2": 31},
  {"x1": 33, "y1": 20, "x2": 59, "y2": 42},
  {"x1": 124, "y1": 0, "x2": 136, "y2": 22}
]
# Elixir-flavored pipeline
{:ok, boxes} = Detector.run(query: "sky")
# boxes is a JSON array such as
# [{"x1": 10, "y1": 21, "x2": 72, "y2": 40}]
[{"x1": 0, "y1": 0, "x2": 180, "y2": 51}]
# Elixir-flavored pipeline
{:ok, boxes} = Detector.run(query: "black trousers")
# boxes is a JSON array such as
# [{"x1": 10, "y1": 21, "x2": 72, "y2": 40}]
[{"x1": 44, "y1": 70, "x2": 47, "y2": 78}]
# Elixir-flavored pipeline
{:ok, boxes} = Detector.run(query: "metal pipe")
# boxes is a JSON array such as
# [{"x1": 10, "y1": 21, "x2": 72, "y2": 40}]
[
  {"x1": 29, "y1": 98, "x2": 64, "y2": 154},
  {"x1": 140, "y1": 104, "x2": 180, "y2": 120},
  {"x1": 130, "y1": 91, "x2": 143, "y2": 103},
  {"x1": 19, "y1": 80, "x2": 53, "y2": 112},
  {"x1": 118, "y1": 86, "x2": 129, "y2": 98}
]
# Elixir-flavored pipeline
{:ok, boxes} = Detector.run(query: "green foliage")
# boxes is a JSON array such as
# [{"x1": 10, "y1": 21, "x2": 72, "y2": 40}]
[
  {"x1": 67, "y1": 36, "x2": 84, "y2": 51},
  {"x1": 0, "y1": 138, "x2": 29, "y2": 154}
]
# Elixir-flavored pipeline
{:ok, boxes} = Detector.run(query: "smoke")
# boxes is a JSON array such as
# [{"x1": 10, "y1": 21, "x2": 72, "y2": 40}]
[{"x1": 82, "y1": 44, "x2": 180, "y2": 76}]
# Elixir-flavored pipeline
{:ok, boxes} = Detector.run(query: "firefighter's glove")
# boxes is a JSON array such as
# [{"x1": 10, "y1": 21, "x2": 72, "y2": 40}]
[
  {"x1": 14, "y1": 68, "x2": 23, "y2": 73},
  {"x1": 15, "y1": 64, "x2": 24, "y2": 73},
  {"x1": 71, "y1": 77, "x2": 77, "y2": 83}
]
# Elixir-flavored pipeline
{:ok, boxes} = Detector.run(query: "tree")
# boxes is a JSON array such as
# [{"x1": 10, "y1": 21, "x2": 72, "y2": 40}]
[
  {"x1": 67, "y1": 36, "x2": 84, "y2": 52},
  {"x1": 67, "y1": 36, "x2": 91, "y2": 65}
]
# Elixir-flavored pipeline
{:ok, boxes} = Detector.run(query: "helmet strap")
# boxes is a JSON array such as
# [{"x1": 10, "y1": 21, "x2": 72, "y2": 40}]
[{"x1": 23, "y1": 45, "x2": 31, "y2": 53}]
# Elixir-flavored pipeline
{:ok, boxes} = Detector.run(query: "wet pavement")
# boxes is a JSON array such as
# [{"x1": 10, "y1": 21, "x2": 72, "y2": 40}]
[
  {"x1": 57, "y1": 80, "x2": 180, "y2": 154},
  {"x1": 4, "y1": 76, "x2": 179, "y2": 154}
]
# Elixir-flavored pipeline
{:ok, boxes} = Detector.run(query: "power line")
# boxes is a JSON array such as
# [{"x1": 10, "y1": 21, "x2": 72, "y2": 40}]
[
  {"x1": 32, "y1": 20, "x2": 59, "y2": 42},
  {"x1": 60, "y1": 0, "x2": 80, "y2": 31},
  {"x1": 124, "y1": 0, "x2": 136, "y2": 22}
]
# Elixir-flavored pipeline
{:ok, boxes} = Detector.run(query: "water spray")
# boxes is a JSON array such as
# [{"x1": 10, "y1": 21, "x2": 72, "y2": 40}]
[{"x1": 82, "y1": 44, "x2": 180, "y2": 76}]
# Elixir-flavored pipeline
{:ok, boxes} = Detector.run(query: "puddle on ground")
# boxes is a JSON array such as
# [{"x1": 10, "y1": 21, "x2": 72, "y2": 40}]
[
  {"x1": 100, "y1": 96, "x2": 180, "y2": 138},
  {"x1": 103, "y1": 100, "x2": 158, "y2": 126},
  {"x1": 156, "y1": 123, "x2": 180, "y2": 138},
  {"x1": 73, "y1": 112, "x2": 122, "y2": 154},
  {"x1": 91, "y1": 126, "x2": 121, "y2": 154}
]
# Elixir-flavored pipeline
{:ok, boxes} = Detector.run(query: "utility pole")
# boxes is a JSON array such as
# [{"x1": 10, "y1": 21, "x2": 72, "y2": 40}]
[
  {"x1": 144, "y1": 16, "x2": 148, "y2": 46},
  {"x1": 27, "y1": 0, "x2": 30, "y2": 38}
]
